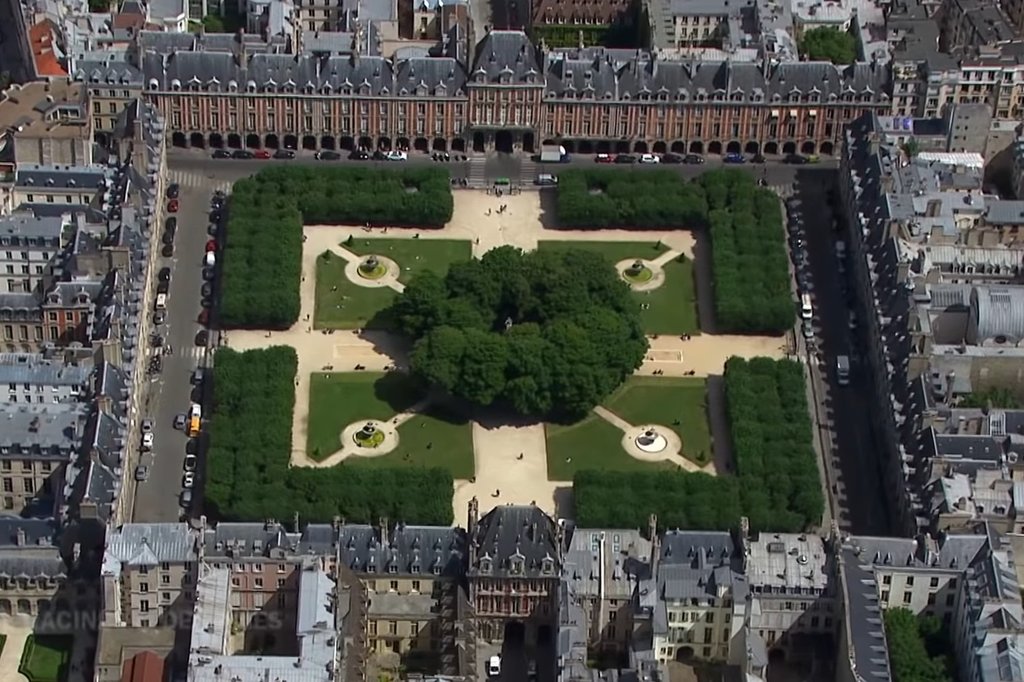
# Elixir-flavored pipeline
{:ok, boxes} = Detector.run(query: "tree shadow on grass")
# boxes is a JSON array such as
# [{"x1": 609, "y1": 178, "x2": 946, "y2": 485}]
[{"x1": 373, "y1": 372, "x2": 428, "y2": 412}]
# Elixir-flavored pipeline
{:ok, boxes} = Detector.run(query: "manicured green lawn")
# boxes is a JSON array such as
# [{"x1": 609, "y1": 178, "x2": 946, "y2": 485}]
[
  {"x1": 306, "y1": 372, "x2": 474, "y2": 477},
  {"x1": 546, "y1": 414, "x2": 674, "y2": 480},
  {"x1": 313, "y1": 239, "x2": 472, "y2": 329},
  {"x1": 306, "y1": 372, "x2": 424, "y2": 459},
  {"x1": 313, "y1": 251, "x2": 397, "y2": 329},
  {"x1": 603, "y1": 376, "x2": 712, "y2": 465},
  {"x1": 537, "y1": 240, "x2": 699, "y2": 335},
  {"x1": 19, "y1": 635, "x2": 71, "y2": 682},
  {"x1": 350, "y1": 407, "x2": 475, "y2": 479}
]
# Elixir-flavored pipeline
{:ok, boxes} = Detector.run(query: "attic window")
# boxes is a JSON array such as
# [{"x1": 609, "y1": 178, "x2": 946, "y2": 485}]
[
  {"x1": 190, "y1": 82, "x2": 200, "y2": 92},
  {"x1": 322, "y1": 84, "x2": 332, "y2": 94},
  {"x1": 246, "y1": 81, "x2": 256, "y2": 93},
  {"x1": 305, "y1": 85, "x2": 314, "y2": 94},
  {"x1": 170, "y1": 79, "x2": 181, "y2": 91},
  {"x1": 147, "y1": 78, "x2": 158, "y2": 90},
  {"x1": 228, "y1": 80, "x2": 238, "y2": 92}
]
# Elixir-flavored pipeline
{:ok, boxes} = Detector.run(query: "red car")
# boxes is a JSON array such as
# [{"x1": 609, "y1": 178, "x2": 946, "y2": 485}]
[
  {"x1": 167, "y1": 199, "x2": 179, "y2": 213},
  {"x1": 197, "y1": 309, "x2": 209, "y2": 325},
  {"x1": 205, "y1": 239, "x2": 217, "y2": 252},
  {"x1": 253, "y1": 149, "x2": 271, "y2": 159},
  {"x1": 595, "y1": 153, "x2": 614, "y2": 163}
]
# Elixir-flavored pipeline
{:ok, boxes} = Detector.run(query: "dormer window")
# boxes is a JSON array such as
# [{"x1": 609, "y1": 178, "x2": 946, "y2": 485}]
[
  {"x1": 148, "y1": 78, "x2": 158, "y2": 90},
  {"x1": 387, "y1": 563, "x2": 397, "y2": 574},
  {"x1": 479, "y1": 557, "x2": 492, "y2": 573},
  {"x1": 305, "y1": 84, "x2": 314, "y2": 94},
  {"x1": 228, "y1": 80, "x2": 238, "y2": 92},
  {"x1": 322, "y1": 84, "x2": 333, "y2": 94},
  {"x1": 510, "y1": 558, "x2": 524, "y2": 575},
  {"x1": 411, "y1": 563, "x2": 421, "y2": 574},
  {"x1": 170, "y1": 79, "x2": 181, "y2": 91},
  {"x1": 246, "y1": 81, "x2": 257, "y2": 93}
]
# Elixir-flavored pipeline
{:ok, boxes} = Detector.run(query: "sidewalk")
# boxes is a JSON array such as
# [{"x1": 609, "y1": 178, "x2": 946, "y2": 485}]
[{"x1": 0, "y1": 620, "x2": 30, "y2": 682}]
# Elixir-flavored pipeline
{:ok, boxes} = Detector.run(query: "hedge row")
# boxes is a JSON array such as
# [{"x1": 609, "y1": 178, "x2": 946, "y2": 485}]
[
  {"x1": 703, "y1": 171, "x2": 794, "y2": 333},
  {"x1": 573, "y1": 357, "x2": 821, "y2": 533},
  {"x1": 221, "y1": 166, "x2": 454, "y2": 329},
  {"x1": 556, "y1": 169, "x2": 707, "y2": 228},
  {"x1": 205, "y1": 346, "x2": 454, "y2": 525}
]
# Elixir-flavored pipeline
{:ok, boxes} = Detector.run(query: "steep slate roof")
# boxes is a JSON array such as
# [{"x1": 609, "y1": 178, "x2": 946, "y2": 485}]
[
  {"x1": 470, "y1": 505, "x2": 559, "y2": 578},
  {"x1": 470, "y1": 31, "x2": 542, "y2": 84},
  {"x1": 0, "y1": 353, "x2": 91, "y2": 391},
  {"x1": 102, "y1": 523, "x2": 196, "y2": 576},
  {"x1": 338, "y1": 524, "x2": 466, "y2": 577},
  {"x1": 142, "y1": 51, "x2": 467, "y2": 97},
  {"x1": 544, "y1": 50, "x2": 889, "y2": 101},
  {"x1": 0, "y1": 403, "x2": 87, "y2": 454}
]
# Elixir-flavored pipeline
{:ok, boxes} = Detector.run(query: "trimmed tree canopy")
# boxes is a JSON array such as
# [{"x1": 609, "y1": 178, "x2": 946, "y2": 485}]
[
  {"x1": 800, "y1": 27, "x2": 857, "y2": 64},
  {"x1": 389, "y1": 245, "x2": 648, "y2": 419}
]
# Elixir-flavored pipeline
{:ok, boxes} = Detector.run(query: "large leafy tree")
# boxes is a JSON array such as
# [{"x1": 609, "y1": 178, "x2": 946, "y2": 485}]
[
  {"x1": 883, "y1": 609, "x2": 953, "y2": 682},
  {"x1": 392, "y1": 246, "x2": 647, "y2": 420},
  {"x1": 801, "y1": 27, "x2": 857, "y2": 64}
]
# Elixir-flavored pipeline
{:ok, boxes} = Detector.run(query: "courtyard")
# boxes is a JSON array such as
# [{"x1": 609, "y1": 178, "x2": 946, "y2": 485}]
[{"x1": 221, "y1": 189, "x2": 788, "y2": 522}]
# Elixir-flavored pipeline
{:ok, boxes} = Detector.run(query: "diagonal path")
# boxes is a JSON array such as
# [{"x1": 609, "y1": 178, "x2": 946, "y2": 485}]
[{"x1": 592, "y1": 406, "x2": 713, "y2": 474}]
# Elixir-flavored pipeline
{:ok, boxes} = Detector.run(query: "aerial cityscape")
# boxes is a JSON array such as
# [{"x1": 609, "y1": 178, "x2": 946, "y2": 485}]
[{"x1": 0, "y1": 0, "x2": 1023, "y2": 679}]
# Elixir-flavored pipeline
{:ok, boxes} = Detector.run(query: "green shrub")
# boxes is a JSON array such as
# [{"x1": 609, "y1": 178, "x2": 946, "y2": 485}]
[
  {"x1": 703, "y1": 170, "x2": 794, "y2": 334},
  {"x1": 221, "y1": 166, "x2": 453, "y2": 329},
  {"x1": 205, "y1": 346, "x2": 453, "y2": 524},
  {"x1": 555, "y1": 170, "x2": 708, "y2": 229}
]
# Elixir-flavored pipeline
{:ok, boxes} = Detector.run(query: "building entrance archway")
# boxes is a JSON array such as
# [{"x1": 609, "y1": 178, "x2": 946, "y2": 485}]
[
  {"x1": 246, "y1": 134, "x2": 261, "y2": 148},
  {"x1": 208, "y1": 133, "x2": 223, "y2": 148},
  {"x1": 782, "y1": 141, "x2": 797, "y2": 154},
  {"x1": 189, "y1": 132, "x2": 205, "y2": 148},
  {"x1": 726, "y1": 141, "x2": 741, "y2": 154},
  {"x1": 472, "y1": 132, "x2": 485, "y2": 153},
  {"x1": 495, "y1": 130, "x2": 513, "y2": 153},
  {"x1": 227, "y1": 133, "x2": 242, "y2": 149},
  {"x1": 689, "y1": 141, "x2": 704, "y2": 154},
  {"x1": 265, "y1": 134, "x2": 279, "y2": 149}
]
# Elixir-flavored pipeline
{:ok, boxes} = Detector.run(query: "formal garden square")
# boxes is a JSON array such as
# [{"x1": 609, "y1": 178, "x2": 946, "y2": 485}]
[
  {"x1": 536, "y1": 240, "x2": 699, "y2": 335},
  {"x1": 305, "y1": 371, "x2": 474, "y2": 478},
  {"x1": 19, "y1": 635, "x2": 72, "y2": 682},
  {"x1": 313, "y1": 238, "x2": 472, "y2": 329}
]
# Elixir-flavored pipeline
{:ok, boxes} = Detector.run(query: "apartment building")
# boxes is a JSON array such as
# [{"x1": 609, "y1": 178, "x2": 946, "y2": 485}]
[
  {"x1": 0, "y1": 213, "x2": 66, "y2": 296},
  {"x1": 139, "y1": 28, "x2": 891, "y2": 157},
  {"x1": 73, "y1": 54, "x2": 146, "y2": 140},
  {"x1": 837, "y1": 528, "x2": 1023, "y2": 682},
  {"x1": 0, "y1": 402, "x2": 85, "y2": 512},
  {"x1": 101, "y1": 523, "x2": 198, "y2": 629},
  {"x1": 14, "y1": 165, "x2": 112, "y2": 212},
  {"x1": 337, "y1": 521, "x2": 467, "y2": 669},
  {"x1": 941, "y1": 0, "x2": 1015, "y2": 51},
  {"x1": 0, "y1": 352, "x2": 92, "y2": 405},
  {"x1": 0, "y1": 80, "x2": 93, "y2": 168},
  {"x1": 560, "y1": 522, "x2": 651, "y2": 654},
  {"x1": 0, "y1": 517, "x2": 70, "y2": 618}
]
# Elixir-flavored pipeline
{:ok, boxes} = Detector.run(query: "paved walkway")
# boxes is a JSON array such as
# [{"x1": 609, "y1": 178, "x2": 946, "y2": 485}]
[
  {"x1": 592, "y1": 406, "x2": 713, "y2": 474},
  {"x1": 0, "y1": 620, "x2": 30, "y2": 682},
  {"x1": 454, "y1": 422, "x2": 561, "y2": 519}
]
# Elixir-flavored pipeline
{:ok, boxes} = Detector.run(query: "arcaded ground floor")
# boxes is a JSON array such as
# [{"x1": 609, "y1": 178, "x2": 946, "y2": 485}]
[{"x1": 168, "y1": 128, "x2": 837, "y2": 157}]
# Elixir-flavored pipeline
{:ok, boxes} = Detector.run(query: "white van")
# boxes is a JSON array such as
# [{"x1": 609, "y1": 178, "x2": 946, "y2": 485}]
[
  {"x1": 189, "y1": 402, "x2": 202, "y2": 420},
  {"x1": 204, "y1": 252, "x2": 216, "y2": 268},
  {"x1": 800, "y1": 293, "x2": 813, "y2": 320},
  {"x1": 155, "y1": 293, "x2": 167, "y2": 310}
]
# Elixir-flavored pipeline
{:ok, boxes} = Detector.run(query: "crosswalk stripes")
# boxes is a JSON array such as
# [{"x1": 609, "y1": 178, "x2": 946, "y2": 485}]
[{"x1": 166, "y1": 170, "x2": 233, "y2": 195}]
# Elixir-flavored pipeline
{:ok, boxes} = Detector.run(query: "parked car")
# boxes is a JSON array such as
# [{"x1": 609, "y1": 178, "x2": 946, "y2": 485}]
[
  {"x1": 751, "y1": 153, "x2": 766, "y2": 163},
  {"x1": 162, "y1": 244, "x2": 174, "y2": 257},
  {"x1": 802, "y1": 320, "x2": 814, "y2": 339},
  {"x1": 614, "y1": 154, "x2": 637, "y2": 164},
  {"x1": 347, "y1": 150, "x2": 369, "y2": 160},
  {"x1": 166, "y1": 199, "x2": 179, "y2": 213},
  {"x1": 205, "y1": 239, "x2": 217, "y2": 252},
  {"x1": 174, "y1": 413, "x2": 187, "y2": 430},
  {"x1": 156, "y1": 280, "x2": 170, "y2": 295},
  {"x1": 186, "y1": 439, "x2": 199, "y2": 455},
  {"x1": 534, "y1": 174, "x2": 558, "y2": 186},
  {"x1": 201, "y1": 282, "x2": 213, "y2": 298},
  {"x1": 372, "y1": 150, "x2": 387, "y2": 160},
  {"x1": 661, "y1": 153, "x2": 683, "y2": 164},
  {"x1": 180, "y1": 489, "x2": 193, "y2": 508},
  {"x1": 134, "y1": 465, "x2": 149, "y2": 482},
  {"x1": 153, "y1": 310, "x2": 166, "y2": 325},
  {"x1": 487, "y1": 656, "x2": 501, "y2": 678},
  {"x1": 158, "y1": 266, "x2": 171, "y2": 282},
  {"x1": 805, "y1": 154, "x2": 821, "y2": 164},
  {"x1": 274, "y1": 148, "x2": 296, "y2": 159},
  {"x1": 253, "y1": 149, "x2": 271, "y2": 159},
  {"x1": 207, "y1": 223, "x2": 219, "y2": 237},
  {"x1": 182, "y1": 471, "x2": 195, "y2": 489},
  {"x1": 683, "y1": 154, "x2": 705, "y2": 164},
  {"x1": 192, "y1": 368, "x2": 206, "y2": 384},
  {"x1": 594, "y1": 153, "x2": 614, "y2": 163},
  {"x1": 141, "y1": 432, "x2": 154, "y2": 451},
  {"x1": 141, "y1": 418, "x2": 154, "y2": 433},
  {"x1": 209, "y1": 210, "x2": 222, "y2": 224},
  {"x1": 638, "y1": 153, "x2": 660, "y2": 164},
  {"x1": 784, "y1": 153, "x2": 808, "y2": 164},
  {"x1": 166, "y1": 183, "x2": 180, "y2": 200},
  {"x1": 184, "y1": 454, "x2": 198, "y2": 472},
  {"x1": 386, "y1": 150, "x2": 408, "y2": 161},
  {"x1": 231, "y1": 149, "x2": 254, "y2": 159},
  {"x1": 212, "y1": 149, "x2": 231, "y2": 159},
  {"x1": 198, "y1": 309, "x2": 210, "y2": 325},
  {"x1": 202, "y1": 267, "x2": 215, "y2": 281},
  {"x1": 724, "y1": 152, "x2": 746, "y2": 164},
  {"x1": 203, "y1": 252, "x2": 216, "y2": 268},
  {"x1": 195, "y1": 330, "x2": 209, "y2": 346}
]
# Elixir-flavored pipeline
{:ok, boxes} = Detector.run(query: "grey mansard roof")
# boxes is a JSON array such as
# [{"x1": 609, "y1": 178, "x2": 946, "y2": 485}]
[
  {"x1": 142, "y1": 51, "x2": 467, "y2": 97},
  {"x1": 0, "y1": 353, "x2": 91, "y2": 390},
  {"x1": 102, "y1": 523, "x2": 196, "y2": 575},
  {"x1": 470, "y1": 505, "x2": 560, "y2": 578},
  {"x1": 0, "y1": 403, "x2": 87, "y2": 455},
  {"x1": 471, "y1": 31, "x2": 541, "y2": 84},
  {"x1": 338, "y1": 524, "x2": 465, "y2": 577},
  {"x1": 544, "y1": 49, "x2": 889, "y2": 101}
]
